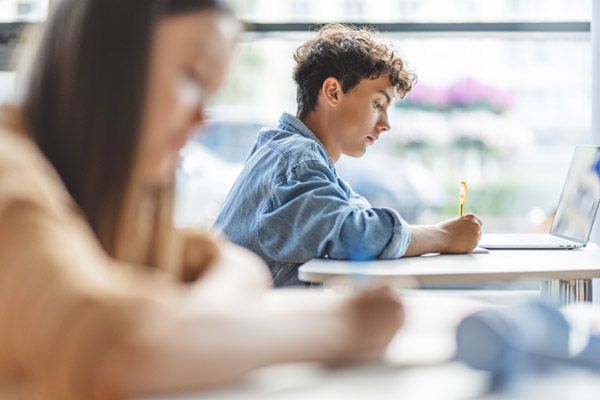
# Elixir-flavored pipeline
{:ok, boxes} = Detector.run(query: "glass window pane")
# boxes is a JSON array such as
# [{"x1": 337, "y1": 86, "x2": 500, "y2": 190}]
[
  {"x1": 190, "y1": 32, "x2": 591, "y2": 232},
  {"x1": 230, "y1": 0, "x2": 591, "y2": 23},
  {"x1": 0, "y1": 0, "x2": 49, "y2": 22}
]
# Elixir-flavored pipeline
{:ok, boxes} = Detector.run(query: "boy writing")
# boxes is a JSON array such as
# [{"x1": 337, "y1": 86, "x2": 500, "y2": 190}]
[{"x1": 215, "y1": 24, "x2": 482, "y2": 286}]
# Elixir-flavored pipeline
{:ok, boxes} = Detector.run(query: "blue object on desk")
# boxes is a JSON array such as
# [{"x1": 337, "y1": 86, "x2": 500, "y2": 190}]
[
  {"x1": 456, "y1": 302, "x2": 571, "y2": 379},
  {"x1": 571, "y1": 333, "x2": 600, "y2": 368}
]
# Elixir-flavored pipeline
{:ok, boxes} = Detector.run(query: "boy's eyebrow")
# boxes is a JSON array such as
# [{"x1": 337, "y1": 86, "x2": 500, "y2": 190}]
[{"x1": 378, "y1": 90, "x2": 391, "y2": 105}]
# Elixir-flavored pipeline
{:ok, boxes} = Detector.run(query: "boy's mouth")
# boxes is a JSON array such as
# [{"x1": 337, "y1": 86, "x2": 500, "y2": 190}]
[{"x1": 367, "y1": 135, "x2": 378, "y2": 144}]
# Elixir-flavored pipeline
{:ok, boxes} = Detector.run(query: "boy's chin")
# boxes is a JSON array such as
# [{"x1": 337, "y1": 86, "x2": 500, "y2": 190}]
[{"x1": 345, "y1": 148, "x2": 368, "y2": 158}]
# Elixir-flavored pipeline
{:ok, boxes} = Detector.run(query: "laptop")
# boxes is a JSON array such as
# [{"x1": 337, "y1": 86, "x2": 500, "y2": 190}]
[{"x1": 478, "y1": 145, "x2": 600, "y2": 250}]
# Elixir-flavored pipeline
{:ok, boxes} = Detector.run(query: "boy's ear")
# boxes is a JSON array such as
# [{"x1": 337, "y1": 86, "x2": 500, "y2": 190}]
[{"x1": 322, "y1": 77, "x2": 342, "y2": 107}]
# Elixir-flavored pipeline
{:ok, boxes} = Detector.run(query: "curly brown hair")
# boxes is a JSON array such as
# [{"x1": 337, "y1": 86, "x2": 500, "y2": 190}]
[{"x1": 293, "y1": 24, "x2": 417, "y2": 120}]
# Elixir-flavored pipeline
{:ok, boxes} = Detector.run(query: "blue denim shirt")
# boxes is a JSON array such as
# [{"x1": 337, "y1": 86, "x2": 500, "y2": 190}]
[{"x1": 213, "y1": 112, "x2": 411, "y2": 287}]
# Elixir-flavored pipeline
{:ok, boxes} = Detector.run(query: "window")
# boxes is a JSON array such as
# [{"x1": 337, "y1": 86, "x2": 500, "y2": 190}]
[
  {"x1": 232, "y1": 0, "x2": 591, "y2": 23},
  {"x1": 0, "y1": 0, "x2": 48, "y2": 22},
  {"x1": 17, "y1": 2, "x2": 34, "y2": 17},
  {"x1": 344, "y1": 0, "x2": 364, "y2": 20},
  {"x1": 180, "y1": 0, "x2": 593, "y2": 231}
]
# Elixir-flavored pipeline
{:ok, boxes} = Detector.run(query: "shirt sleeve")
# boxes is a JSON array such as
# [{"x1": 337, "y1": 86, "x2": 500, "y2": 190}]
[
  {"x1": 0, "y1": 180, "x2": 166, "y2": 399},
  {"x1": 257, "y1": 159, "x2": 411, "y2": 263}
]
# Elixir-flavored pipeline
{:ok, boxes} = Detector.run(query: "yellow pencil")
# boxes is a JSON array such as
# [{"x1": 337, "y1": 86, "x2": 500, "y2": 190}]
[{"x1": 459, "y1": 181, "x2": 467, "y2": 217}]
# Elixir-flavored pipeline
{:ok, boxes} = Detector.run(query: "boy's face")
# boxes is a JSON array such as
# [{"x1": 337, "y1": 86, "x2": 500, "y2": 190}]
[{"x1": 329, "y1": 76, "x2": 393, "y2": 159}]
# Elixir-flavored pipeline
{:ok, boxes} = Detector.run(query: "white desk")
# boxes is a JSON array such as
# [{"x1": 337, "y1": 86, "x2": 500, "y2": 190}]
[
  {"x1": 298, "y1": 243, "x2": 600, "y2": 305},
  {"x1": 139, "y1": 289, "x2": 600, "y2": 400}
]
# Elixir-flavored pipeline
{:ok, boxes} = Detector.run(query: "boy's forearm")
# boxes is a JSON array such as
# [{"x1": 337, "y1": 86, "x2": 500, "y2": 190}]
[{"x1": 403, "y1": 225, "x2": 447, "y2": 256}]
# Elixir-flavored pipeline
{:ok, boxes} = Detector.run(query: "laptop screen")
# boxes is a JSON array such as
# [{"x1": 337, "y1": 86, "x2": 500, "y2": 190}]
[{"x1": 550, "y1": 146, "x2": 600, "y2": 244}]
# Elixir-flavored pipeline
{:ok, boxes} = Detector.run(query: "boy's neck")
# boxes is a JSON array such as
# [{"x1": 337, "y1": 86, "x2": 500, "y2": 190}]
[{"x1": 300, "y1": 111, "x2": 340, "y2": 163}]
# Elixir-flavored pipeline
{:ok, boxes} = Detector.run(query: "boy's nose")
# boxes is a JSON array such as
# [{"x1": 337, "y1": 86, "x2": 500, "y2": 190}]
[{"x1": 377, "y1": 115, "x2": 390, "y2": 132}]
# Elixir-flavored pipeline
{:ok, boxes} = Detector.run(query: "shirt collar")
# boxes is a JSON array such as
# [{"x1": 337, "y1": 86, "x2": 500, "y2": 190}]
[
  {"x1": 278, "y1": 112, "x2": 324, "y2": 145},
  {"x1": 277, "y1": 112, "x2": 336, "y2": 169}
]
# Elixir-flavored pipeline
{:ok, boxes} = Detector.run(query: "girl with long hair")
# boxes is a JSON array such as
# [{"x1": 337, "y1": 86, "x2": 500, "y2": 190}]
[{"x1": 0, "y1": 1, "x2": 404, "y2": 399}]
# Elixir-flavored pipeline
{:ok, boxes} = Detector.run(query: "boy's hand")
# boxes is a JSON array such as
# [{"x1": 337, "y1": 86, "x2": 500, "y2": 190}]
[
  {"x1": 405, "y1": 214, "x2": 483, "y2": 256},
  {"x1": 438, "y1": 214, "x2": 483, "y2": 253}
]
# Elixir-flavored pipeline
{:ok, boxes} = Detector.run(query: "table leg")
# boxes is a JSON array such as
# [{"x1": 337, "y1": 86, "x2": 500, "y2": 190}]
[{"x1": 540, "y1": 279, "x2": 593, "y2": 306}]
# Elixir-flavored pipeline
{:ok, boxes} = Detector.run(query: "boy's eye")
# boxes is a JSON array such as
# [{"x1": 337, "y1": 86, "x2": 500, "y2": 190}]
[{"x1": 374, "y1": 101, "x2": 383, "y2": 111}]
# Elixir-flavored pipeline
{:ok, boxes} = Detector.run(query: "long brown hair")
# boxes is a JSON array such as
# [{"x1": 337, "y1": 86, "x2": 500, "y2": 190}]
[{"x1": 20, "y1": 0, "x2": 232, "y2": 270}]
